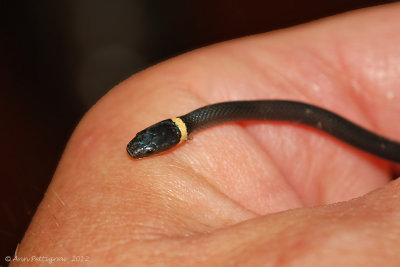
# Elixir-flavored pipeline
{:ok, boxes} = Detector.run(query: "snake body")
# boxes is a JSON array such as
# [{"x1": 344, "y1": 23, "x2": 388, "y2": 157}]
[{"x1": 127, "y1": 100, "x2": 400, "y2": 162}]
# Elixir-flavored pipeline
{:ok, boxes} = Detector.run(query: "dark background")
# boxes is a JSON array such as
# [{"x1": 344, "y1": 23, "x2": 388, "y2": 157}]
[{"x1": 0, "y1": 0, "x2": 396, "y2": 264}]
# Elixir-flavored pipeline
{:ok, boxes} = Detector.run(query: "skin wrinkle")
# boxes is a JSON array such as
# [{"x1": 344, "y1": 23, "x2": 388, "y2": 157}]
[
  {"x1": 136, "y1": 156, "x2": 256, "y2": 231},
  {"x1": 260, "y1": 48, "x2": 315, "y2": 98},
  {"x1": 182, "y1": 124, "x2": 302, "y2": 213},
  {"x1": 333, "y1": 30, "x2": 400, "y2": 141},
  {"x1": 287, "y1": 46, "x2": 347, "y2": 104},
  {"x1": 175, "y1": 155, "x2": 257, "y2": 218},
  {"x1": 223, "y1": 50, "x2": 281, "y2": 98},
  {"x1": 238, "y1": 122, "x2": 306, "y2": 207},
  {"x1": 236, "y1": 49, "x2": 307, "y2": 100},
  {"x1": 336, "y1": 47, "x2": 382, "y2": 134},
  {"x1": 181, "y1": 150, "x2": 270, "y2": 217},
  {"x1": 338, "y1": 51, "x2": 400, "y2": 176},
  {"x1": 247, "y1": 122, "x2": 331, "y2": 204},
  {"x1": 157, "y1": 179, "x2": 224, "y2": 230},
  {"x1": 68, "y1": 159, "x2": 191, "y2": 241},
  {"x1": 234, "y1": 38, "x2": 341, "y2": 102}
]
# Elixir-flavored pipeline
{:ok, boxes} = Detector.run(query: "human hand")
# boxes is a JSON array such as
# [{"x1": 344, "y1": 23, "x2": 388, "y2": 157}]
[{"x1": 15, "y1": 3, "x2": 400, "y2": 266}]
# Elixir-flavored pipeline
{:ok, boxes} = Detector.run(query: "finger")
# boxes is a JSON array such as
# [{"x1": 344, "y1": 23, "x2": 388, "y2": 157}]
[{"x1": 110, "y1": 178, "x2": 400, "y2": 266}]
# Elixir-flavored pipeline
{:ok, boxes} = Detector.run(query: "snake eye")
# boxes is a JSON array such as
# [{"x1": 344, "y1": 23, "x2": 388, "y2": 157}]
[{"x1": 144, "y1": 146, "x2": 155, "y2": 154}]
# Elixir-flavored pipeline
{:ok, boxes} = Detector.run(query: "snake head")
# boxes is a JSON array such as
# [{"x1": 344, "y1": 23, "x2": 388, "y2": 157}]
[{"x1": 127, "y1": 119, "x2": 182, "y2": 159}]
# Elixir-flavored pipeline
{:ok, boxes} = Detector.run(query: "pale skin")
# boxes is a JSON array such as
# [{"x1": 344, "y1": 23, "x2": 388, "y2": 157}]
[{"x1": 14, "y1": 3, "x2": 400, "y2": 266}]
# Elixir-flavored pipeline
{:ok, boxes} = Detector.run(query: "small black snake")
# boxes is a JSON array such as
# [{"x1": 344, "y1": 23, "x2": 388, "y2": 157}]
[{"x1": 127, "y1": 100, "x2": 400, "y2": 162}]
